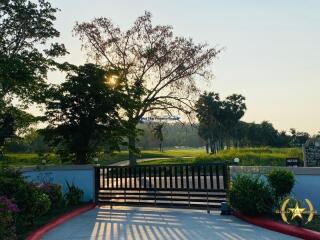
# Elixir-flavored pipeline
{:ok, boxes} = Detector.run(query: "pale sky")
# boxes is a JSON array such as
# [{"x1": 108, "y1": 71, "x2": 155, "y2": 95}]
[{"x1": 46, "y1": 0, "x2": 320, "y2": 134}]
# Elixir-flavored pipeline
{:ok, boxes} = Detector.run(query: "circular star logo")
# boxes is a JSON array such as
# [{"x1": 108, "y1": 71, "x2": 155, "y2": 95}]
[{"x1": 278, "y1": 198, "x2": 316, "y2": 224}]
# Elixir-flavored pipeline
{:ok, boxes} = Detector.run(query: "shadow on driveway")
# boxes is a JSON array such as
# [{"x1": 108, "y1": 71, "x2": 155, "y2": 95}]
[{"x1": 43, "y1": 206, "x2": 298, "y2": 240}]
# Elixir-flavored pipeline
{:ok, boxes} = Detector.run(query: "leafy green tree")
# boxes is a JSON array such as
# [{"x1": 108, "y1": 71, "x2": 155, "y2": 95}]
[
  {"x1": 74, "y1": 11, "x2": 220, "y2": 165},
  {"x1": 0, "y1": 0, "x2": 67, "y2": 145},
  {"x1": 195, "y1": 92, "x2": 223, "y2": 153},
  {"x1": 42, "y1": 64, "x2": 126, "y2": 164},
  {"x1": 222, "y1": 94, "x2": 246, "y2": 145},
  {"x1": 152, "y1": 123, "x2": 164, "y2": 152},
  {"x1": 195, "y1": 92, "x2": 246, "y2": 153}
]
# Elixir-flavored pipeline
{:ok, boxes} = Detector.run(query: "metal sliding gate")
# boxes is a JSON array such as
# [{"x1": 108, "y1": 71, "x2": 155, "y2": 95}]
[{"x1": 95, "y1": 163, "x2": 228, "y2": 210}]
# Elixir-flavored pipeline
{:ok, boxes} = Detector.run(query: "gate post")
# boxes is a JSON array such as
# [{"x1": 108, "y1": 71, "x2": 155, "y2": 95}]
[
  {"x1": 94, "y1": 166, "x2": 100, "y2": 203},
  {"x1": 222, "y1": 163, "x2": 229, "y2": 190}
]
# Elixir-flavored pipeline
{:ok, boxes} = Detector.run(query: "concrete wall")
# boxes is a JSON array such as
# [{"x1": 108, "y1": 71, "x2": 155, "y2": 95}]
[
  {"x1": 230, "y1": 166, "x2": 320, "y2": 211},
  {"x1": 21, "y1": 165, "x2": 95, "y2": 202}
]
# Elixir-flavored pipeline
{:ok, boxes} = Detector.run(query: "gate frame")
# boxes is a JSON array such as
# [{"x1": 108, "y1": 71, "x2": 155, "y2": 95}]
[{"x1": 94, "y1": 162, "x2": 230, "y2": 208}]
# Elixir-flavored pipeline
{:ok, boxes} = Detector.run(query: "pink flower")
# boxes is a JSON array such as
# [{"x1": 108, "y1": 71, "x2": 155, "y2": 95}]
[{"x1": 0, "y1": 196, "x2": 20, "y2": 213}]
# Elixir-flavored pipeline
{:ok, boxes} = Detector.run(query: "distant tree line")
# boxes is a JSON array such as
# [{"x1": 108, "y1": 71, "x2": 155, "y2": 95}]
[
  {"x1": 195, "y1": 92, "x2": 310, "y2": 153},
  {"x1": 6, "y1": 121, "x2": 311, "y2": 154},
  {"x1": 233, "y1": 122, "x2": 309, "y2": 148}
]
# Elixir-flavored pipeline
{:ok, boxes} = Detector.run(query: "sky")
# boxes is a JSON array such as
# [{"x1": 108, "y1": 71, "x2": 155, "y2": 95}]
[{"x1": 47, "y1": 0, "x2": 320, "y2": 134}]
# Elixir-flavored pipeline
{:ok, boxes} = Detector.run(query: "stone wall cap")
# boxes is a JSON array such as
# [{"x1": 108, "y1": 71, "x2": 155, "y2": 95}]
[
  {"x1": 19, "y1": 165, "x2": 96, "y2": 172},
  {"x1": 230, "y1": 166, "x2": 320, "y2": 175}
]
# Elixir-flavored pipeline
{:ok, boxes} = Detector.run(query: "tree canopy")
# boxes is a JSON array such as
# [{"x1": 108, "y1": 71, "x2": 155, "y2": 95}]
[
  {"x1": 195, "y1": 92, "x2": 246, "y2": 153},
  {"x1": 74, "y1": 11, "x2": 220, "y2": 165},
  {"x1": 42, "y1": 64, "x2": 126, "y2": 164},
  {"x1": 0, "y1": 0, "x2": 67, "y2": 104},
  {"x1": 0, "y1": 0, "x2": 66, "y2": 146}
]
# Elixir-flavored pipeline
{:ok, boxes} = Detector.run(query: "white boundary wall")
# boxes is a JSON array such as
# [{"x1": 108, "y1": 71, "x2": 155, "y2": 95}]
[{"x1": 21, "y1": 165, "x2": 95, "y2": 202}]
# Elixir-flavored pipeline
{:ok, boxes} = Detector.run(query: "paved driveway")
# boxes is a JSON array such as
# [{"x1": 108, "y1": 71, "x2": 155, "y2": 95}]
[{"x1": 43, "y1": 206, "x2": 299, "y2": 240}]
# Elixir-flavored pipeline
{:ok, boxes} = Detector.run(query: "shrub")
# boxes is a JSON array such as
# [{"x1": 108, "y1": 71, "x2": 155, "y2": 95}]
[
  {"x1": 0, "y1": 196, "x2": 19, "y2": 240},
  {"x1": 267, "y1": 168, "x2": 295, "y2": 199},
  {"x1": 228, "y1": 174, "x2": 275, "y2": 215},
  {"x1": 64, "y1": 181, "x2": 84, "y2": 206},
  {"x1": 37, "y1": 183, "x2": 63, "y2": 208},
  {"x1": 194, "y1": 147, "x2": 303, "y2": 166},
  {"x1": 10, "y1": 183, "x2": 52, "y2": 228},
  {"x1": 33, "y1": 191, "x2": 51, "y2": 216},
  {"x1": 0, "y1": 169, "x2": 51, "y2": 227}
]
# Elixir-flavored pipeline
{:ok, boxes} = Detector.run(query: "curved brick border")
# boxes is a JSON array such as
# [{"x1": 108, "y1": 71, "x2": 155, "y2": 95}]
[
  {"x1": 234, "y1": 211, "x2": 320, "y2": 240},
  {"x1": 26, "y1": 203, "x2": 97, "y2": 240}
]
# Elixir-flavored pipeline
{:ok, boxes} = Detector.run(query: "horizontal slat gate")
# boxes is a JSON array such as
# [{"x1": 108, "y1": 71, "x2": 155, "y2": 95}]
[{"x1": 95, "y1": 163, "x2": 228, "y2": 210}]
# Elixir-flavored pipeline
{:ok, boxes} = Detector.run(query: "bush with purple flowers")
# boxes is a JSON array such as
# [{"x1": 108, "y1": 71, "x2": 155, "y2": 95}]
[
  {"x1": 37, "y1": 183, "x2": 63, "y2": 208},
  {"x1": 0, "y1": 196, "x2": 19, "y2": 240},
  {"x1": 0, "y1": 196, "x2": 20, "y2": 213},
  {"x1": 0, "y1": 169, "x2": 51, "y2": 228}
]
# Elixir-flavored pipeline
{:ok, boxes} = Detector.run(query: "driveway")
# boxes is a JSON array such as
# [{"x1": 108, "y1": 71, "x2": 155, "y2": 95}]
[
  {"x1": 43, "y1": 206, "x2": 299, "y2": 240},
  {"x1": 108, "y1": 157, "x2": 193, "y2": 166}
]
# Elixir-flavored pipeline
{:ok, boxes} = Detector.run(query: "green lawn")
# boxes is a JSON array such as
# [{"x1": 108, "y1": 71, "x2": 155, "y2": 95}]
[
  {"x1": 100, "y1": 148, "x2": 206, "y2": 165},
  {"x1": 1, "y1": 149, "x2": 205, "y2": 167},
  {"x1": 2, "y1": 147, "x2": 303, "y2": 167},
  {"x1": 2, "y1": 153, "x2": 61, "y2": 167},
  {"x1": 138, "y1": 147, "x2": 303, "y2": 166}
]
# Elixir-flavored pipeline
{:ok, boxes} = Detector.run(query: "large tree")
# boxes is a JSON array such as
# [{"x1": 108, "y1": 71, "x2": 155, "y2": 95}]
[
  {"x1": 74, "y1": 11, "x2": 220, "y2": 165},
  {"x1": 195, "y1": 92, "x2": 223, "y2": 153},
  {"x1": 0, "y1": 0, "x2": 67, "y2": 145},
  {"x1": 195, "y1": 92, "x2": 246, "y2": 153},
  {"x1": 43, "y1": 64, "x2": 126, "y2": 164},
  {"x1": 152, "y1": 123, "x2": 164, "y2": 152}
]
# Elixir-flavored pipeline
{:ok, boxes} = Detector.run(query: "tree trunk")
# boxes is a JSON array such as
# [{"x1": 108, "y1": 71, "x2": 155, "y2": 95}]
[
  {"x1": 210, "y1": 141, "x2": 214, "y2": 154},
  {"x1": 207, "y1": 139, "x2": 210, "y2": 153},
  {"x1": 214, "y1": 141, "x2": 218, "y2": 154},
  {"x1": 205, "y1": 141, "x2": 209, "y2": 154},
  {"x1": 75, "y1": 151, "x2": 87, "y2": 164},
  {"x1": 128, "y1": 134, "x2": 137, "y2": 166}
]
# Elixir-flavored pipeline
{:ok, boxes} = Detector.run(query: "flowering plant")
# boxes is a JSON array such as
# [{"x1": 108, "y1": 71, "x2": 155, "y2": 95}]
[
  {"x1": 0, "y1": 196, "x2": 19, "y2": 240},
  {"x1": 0, "y1": 196, "x2": 20, "y2": 213},
  {"x1": 37, "y1": 183, "x2": 63, "y2": 208}
]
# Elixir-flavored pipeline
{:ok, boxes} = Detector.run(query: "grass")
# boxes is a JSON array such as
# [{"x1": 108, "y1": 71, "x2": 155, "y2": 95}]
[
  {"x1": 195, "y1": 147, "x2": 303, "y2": 166},
  {"x1": 2, "y1": 149, "x2": 206, "y2": 167},
  {"x1": 138, "y1": 157, "x2": 196, "y2": 165},
  {"x1": 17, "y1": 202, "x2": 88, "y2": 240},
  {"x1": 2, "y1": 153, "x2": 61, "y2": 167},
  {"x1": 138, "y1": 147, "x2": 303, "y2": 166},
  {"x1": 99, "y1": 148, "x2": 206, "y2": 165},
  {"x1": 2, "y1": 147, "x2": 303, "y2": 167}
]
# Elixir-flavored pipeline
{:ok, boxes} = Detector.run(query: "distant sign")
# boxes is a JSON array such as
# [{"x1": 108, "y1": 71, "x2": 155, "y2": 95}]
[
  {"x1": 286, "y1": 158, "x2": 301, "y2": 167},
  {"x1": 140, "y1": 116, "x2": 180, "y2": 123}
]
